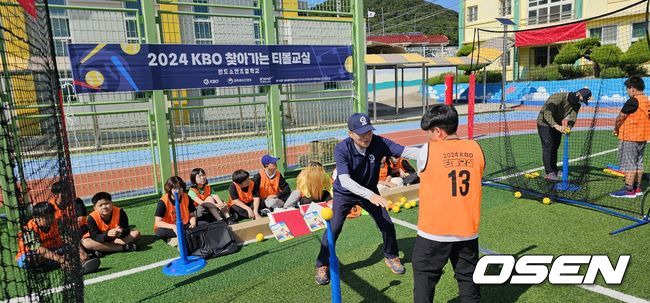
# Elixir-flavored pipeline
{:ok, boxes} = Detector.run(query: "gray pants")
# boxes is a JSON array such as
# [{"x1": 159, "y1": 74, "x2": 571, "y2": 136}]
[
  {"x1": 619, "y1": 140, "x2": 646, "y2": 172},
  {"x1": 264, "y1": 190, "x2": 302, "y2": 210}
]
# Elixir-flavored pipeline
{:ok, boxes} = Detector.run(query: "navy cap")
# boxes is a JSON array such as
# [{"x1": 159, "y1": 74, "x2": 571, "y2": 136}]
[
  {"x1": 261, "y1": 154, "x2": 279, "y2": 166},
  {"x1": 576, "y1": 88, "x2": 592, "y2": 104},
  {"x1": 347, "y1": 113, "x2": 375, "y2": 134}
]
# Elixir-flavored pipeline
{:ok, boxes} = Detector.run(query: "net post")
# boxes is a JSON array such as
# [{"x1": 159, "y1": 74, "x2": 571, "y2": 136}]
[
  {"x1": 445, "y1": 74, "x2": 454, "y2": 105},
  {"x1": 468, "y1": 73, "x2": 476, "y2": 139}
]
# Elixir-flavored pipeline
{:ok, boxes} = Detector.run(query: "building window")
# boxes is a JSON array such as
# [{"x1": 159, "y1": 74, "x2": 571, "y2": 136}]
[
  {"x1": 528, "y1": 0, "x2": 572, "y2": 25},
  {"x1": 499, "y1": 0, "x2": 512, "y2": 16},
  {"x1": 590, "y1": 25, "x2": 617, "y2": 45},
  {"x1": 632, "y1": 22, "x2": 648, "y2": 41},
  {"x1": 200, "y1": 88, "x2": 216, "y2": 96},
  {"x1": 467, "y1": 6, "x2": 478, "y2": 22},
  {"x1": 49, "y1": 0, "x2": 70, "y2": 57},
  {"x1": 194, "y1": 0, "x2": 213, "y2": 44},
  {"x1": 124, "y1": 0, "x2": 141, "y2": 43},
  {"x1": 533, "y1": 45, "x2": 559, "y2": 67}
]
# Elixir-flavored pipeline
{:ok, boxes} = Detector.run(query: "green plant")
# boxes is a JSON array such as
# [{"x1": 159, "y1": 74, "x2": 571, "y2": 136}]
[
  {"x1": 427, "y1": 73, "x2": 470, "y2": 85},
  {"x1": 575, "y1": 37, "x2": 601, "y2": 51},
  {"x1": 590, "y1": 44, "x2": 623, "y2": 68},
  {"x1": 456, "y1": 44, "x2": 474, "y2": 56},
  {"x1": 526, "y1": 65, "x2": 562, "y2": 81},
  {"x1": 557, "y1": 65, "x2": 588, "y2": 79},
  {"x1": 620, "y1": 38, "x2": 650, "y2": 65},
  {"x1": 554, "y1": 43, "x2": 581, "y2": 65},
  {"x1": 600, "y1": 67, "x2": 626, "y2": 78}
]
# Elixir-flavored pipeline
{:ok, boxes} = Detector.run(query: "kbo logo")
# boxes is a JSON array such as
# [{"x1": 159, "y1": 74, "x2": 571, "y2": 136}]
[{"x1": 472, "y1": 255, "x2": 630, "y2": 285}]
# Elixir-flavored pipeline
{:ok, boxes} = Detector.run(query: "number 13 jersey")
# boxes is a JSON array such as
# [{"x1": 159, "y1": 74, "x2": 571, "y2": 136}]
[{"x1": 418, "y1": 139, "x2": 485, "y2": 241}]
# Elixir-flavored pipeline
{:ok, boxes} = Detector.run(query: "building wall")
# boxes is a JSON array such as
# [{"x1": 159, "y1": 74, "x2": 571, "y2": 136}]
[{"x1": 460, "y1": 0, "x2": 646, "y2": 81}]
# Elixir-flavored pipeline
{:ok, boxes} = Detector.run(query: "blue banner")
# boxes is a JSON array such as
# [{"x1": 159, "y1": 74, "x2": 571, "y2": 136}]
[{"x1": 68, "y1": 44, "x2": 353, "y2": 93}]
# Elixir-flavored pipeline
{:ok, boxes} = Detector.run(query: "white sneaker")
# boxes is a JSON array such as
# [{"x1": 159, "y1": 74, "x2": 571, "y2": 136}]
[{"x1": 166, "y1": 237, "x2": 178, "y2": 247}]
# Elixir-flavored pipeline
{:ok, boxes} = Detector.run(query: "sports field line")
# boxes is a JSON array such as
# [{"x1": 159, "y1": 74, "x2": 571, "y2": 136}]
[
  {"x1": 487, "y1": 148, "x2": 618, "y2": 183},
  {"x1": 390, "y1": 218, "x2": 649, "y2": 303},
  {"x1": 4, "y1": 235, "x2": 276, "y2": 302}
]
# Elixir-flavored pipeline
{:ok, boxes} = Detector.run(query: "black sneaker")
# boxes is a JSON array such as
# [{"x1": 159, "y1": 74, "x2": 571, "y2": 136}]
[
  {"x1": 124, "y1": 243, "x2": 138, "y2": 252},
  {"x1": 93, "y1": 251, "x2": 104, "y2": 258},
  {"x1": 226, "y1": 217, "x2": 237, "y2": 225},
  {"x1": 260, "y1": 209, "x2": 271, "y2": 217},
  {"x1": 81, "y1": 258, "x2": 101, "y2": 275}
]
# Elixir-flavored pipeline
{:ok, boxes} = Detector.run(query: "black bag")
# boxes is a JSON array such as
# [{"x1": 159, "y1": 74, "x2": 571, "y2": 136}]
[{"x1": 184, "y1": 221, "x2": 239, "y2": 259}]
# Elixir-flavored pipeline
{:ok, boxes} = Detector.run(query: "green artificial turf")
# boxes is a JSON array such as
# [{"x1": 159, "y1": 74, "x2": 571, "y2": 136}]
[{"x1": 5, "y1": 129, "x2": 650, "y2": 302}]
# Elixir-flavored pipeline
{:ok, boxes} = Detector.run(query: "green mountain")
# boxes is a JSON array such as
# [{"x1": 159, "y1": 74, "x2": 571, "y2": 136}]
[{"x1": 365, "y1": 0, "x2": 459, "y2": 45}]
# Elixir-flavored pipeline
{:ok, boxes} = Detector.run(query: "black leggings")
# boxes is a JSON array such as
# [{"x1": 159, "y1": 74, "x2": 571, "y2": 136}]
[{"x1": 538, "y1": 124, "x2": 563, "y2": 174}]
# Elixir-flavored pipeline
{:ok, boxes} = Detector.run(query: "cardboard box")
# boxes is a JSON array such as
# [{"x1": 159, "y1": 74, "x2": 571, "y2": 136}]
[{"x1": 229, "y1": 217, "x2": 273, "y2": 243}]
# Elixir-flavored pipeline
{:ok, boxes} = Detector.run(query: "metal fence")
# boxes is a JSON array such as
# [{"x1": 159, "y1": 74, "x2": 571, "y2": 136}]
[
  {"x1": 277, "y1": 2, "x2": 356, "y2": 169},
  {"x1": 4, "y1": 0, "x2": 364, "y2": 203}
]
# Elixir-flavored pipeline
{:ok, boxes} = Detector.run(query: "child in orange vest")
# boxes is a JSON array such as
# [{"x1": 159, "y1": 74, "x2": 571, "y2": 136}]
[
  {"x1": 611, "y1": 76, "x2": 650, "y2": 198},
  {"x1": 251, "y1": 155, "x2": 292, "y2": 212},
  {"x1": 413, "y1": 104, "x2": 485, "y2": 303},
  {"x1": 188, "y1": 168, "x2": 235, "y2": 224},
  {"x1": 154, "y1": 176, "x2": 197, "y2": 247},
  {"x1": 48, "y1": 180, "x2": 88, "y2": 235},
  {"x1": 228, "y1": 169, "x2": 261, "y2": 221},
  {"x1": 16, "y1": 202, "x2": 100, "y2": 274},
  {"x1": 81, "y1": 192, "x2": 140, "y2": 257}
]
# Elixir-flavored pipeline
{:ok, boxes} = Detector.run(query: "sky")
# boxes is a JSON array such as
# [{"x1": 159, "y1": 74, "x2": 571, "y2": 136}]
[{"x1": 427, "y1": 0, "x2": 460, "y2": 12}]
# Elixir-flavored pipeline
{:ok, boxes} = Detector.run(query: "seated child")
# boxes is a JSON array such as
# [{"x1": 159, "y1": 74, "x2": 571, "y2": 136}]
[
  {"x1": 285, "y1": 161, "x2": 333, "y2": 207},
  {"x1": 154, "y1": 176, "x2": 197, "y2": 247},
  {"x1": 228, "y1": 169, "x2": 262, "y2": 220},
  {"x1": 252, "y1": 155, "x2": 292, "y2": 211},
  {"x1": 16, "y1": 202, "x2": 100, "y2": 274},
  {"x1": 49, "y1": 180, "x2": 89, "y2": 235},
  {"x1": 81, "y1": 192, "x2": 140, "y2": 257},
  {"x1": 377, "y1": 157, "x2": 418, "y2": 191},
  {"x1": 188, "y1": 168, "x2": 235, "y2": 224}
]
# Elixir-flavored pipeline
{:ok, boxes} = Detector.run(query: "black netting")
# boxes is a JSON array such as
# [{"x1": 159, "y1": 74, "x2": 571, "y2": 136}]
[
  {"x1": 0, "y1": 1, "x2": 84, "y2": 301},
  {"x1": 470, "y1": 0, "x2": 650, "y2": 218}
]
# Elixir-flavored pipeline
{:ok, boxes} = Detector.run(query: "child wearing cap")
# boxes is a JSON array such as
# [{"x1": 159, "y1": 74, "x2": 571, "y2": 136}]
[
  {"x1": 251, "y1": 154, "x2": 293, "y2": 214},
  {"x1": 611, "y1": 76, "x2": 650, "y2": 198},
  {"x1": 81, "y1": 192, "x2": 140, "y2": 256}
]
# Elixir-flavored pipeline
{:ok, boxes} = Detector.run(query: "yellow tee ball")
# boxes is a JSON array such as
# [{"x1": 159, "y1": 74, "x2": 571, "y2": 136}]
[
  {"x1": 410, "y1": 201, "x2": 417, "y2": 207},
  {"x1": 399, "y1": 196, "x2": 407, "y2": 204},
  {"x1": 256, "y1": 233, "x2": 264, "y2": 242},
  {"x1": 321, "y1": 207, "x2": 334, "y2": 220},
  {"x1": 404, "y1": 202, "x2": 412, "y2": 209},
  {"x1": 514, "y1": 192, "x2": 522, "y2": 198},
  {"x1": 392, "y1": 206, "x2": 400, "y2": 213},
  {"x1": 386, "y1": 200, "x2": 394, "y2": 209},
  {"x1": 542, "y1": 197, "x2": 551, "y2": 205}
]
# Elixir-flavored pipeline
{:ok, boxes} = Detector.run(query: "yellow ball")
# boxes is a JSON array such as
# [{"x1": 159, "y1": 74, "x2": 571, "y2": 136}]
[
  {"x1": 321, "y1": 207, "x2": 334, "y2": 221},
  {"x1": 85, "y1": 70, "x2": 104, "y2": 87},
  {"x1": 404, "y1": 203, "x2": 412, "y2": 209},
  {"x1": 542, "y1": 197, "x2": 551, "y2": 205},
  {"x1": 514, "y1": 191, "x2": 522, "y2": 198},
  {"x1": 255, "y1": 233, "x2": 264, "y2": 242},
  {"x1": 399, "y1": 196, "x2": 407, "y2": 204},
  {"x1": 564, "y1": 127, "x2": 571, "y2": 134},
  {"x1": 386, "y1": 200, "x2": 394, "y2": 209},
  {"x1": 410, "y1": 201, "x2": 417, "y2": 208},
  {"x1": 392, "y1": 206, "x2": 401, "y2": 213}
]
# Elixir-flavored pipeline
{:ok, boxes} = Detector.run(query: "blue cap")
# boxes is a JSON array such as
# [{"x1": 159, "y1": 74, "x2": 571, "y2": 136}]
[
  {"x1": 348, "y1": 113, "x2": 375, "y2": 134},
  {"x1": 261, "y1": 154, "x2": 280, "y2": 166}
]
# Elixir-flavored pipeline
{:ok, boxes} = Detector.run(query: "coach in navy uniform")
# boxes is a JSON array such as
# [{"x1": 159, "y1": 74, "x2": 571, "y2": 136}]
[{"x1": 314, "y1": 113, "x2": 420, "y2": 285}]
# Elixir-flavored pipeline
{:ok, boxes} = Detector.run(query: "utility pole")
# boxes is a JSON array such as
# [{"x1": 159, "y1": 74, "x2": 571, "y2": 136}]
[{"x1": 413, "y1": 12, "x2": 416, "y2": 32}]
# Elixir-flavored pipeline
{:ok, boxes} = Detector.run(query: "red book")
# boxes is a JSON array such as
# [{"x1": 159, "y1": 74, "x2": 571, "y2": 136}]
[{"x1": 269, "y1": 209, "x2": 311, "y2": 238}]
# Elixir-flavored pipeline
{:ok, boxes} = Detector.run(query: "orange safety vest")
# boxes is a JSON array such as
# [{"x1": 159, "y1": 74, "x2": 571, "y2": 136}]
[
  {"x1": 228, "y1": 181, "x2": 255, "y2": 206},
  {"x1": 16, "y1": 218, "x2": 63, "y2": 260},
  {"x1": 258, "y1": 170, "x2": 281, "y2": 199},
  {"x1": 379, "y1": 158, "x2": 407, "y2": 181},
  {"x1": 418, "y1": 139, "x2": 485, "y2": 238},
  {"x1": 189, "y1": 185, "x2": 212, "y2": 206},
  {"x1": 619, "y1": 95, "x2": 650, "y2": 142},
  {"x1": 48, "y1": 196, "x2": 87, "y2": 228},
  {"x1": 83, "y1": 207, "x2": 121, "y2": 239},
  {"x1": 155, "y1": 193, "x2": 191, "y2": 231}
]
